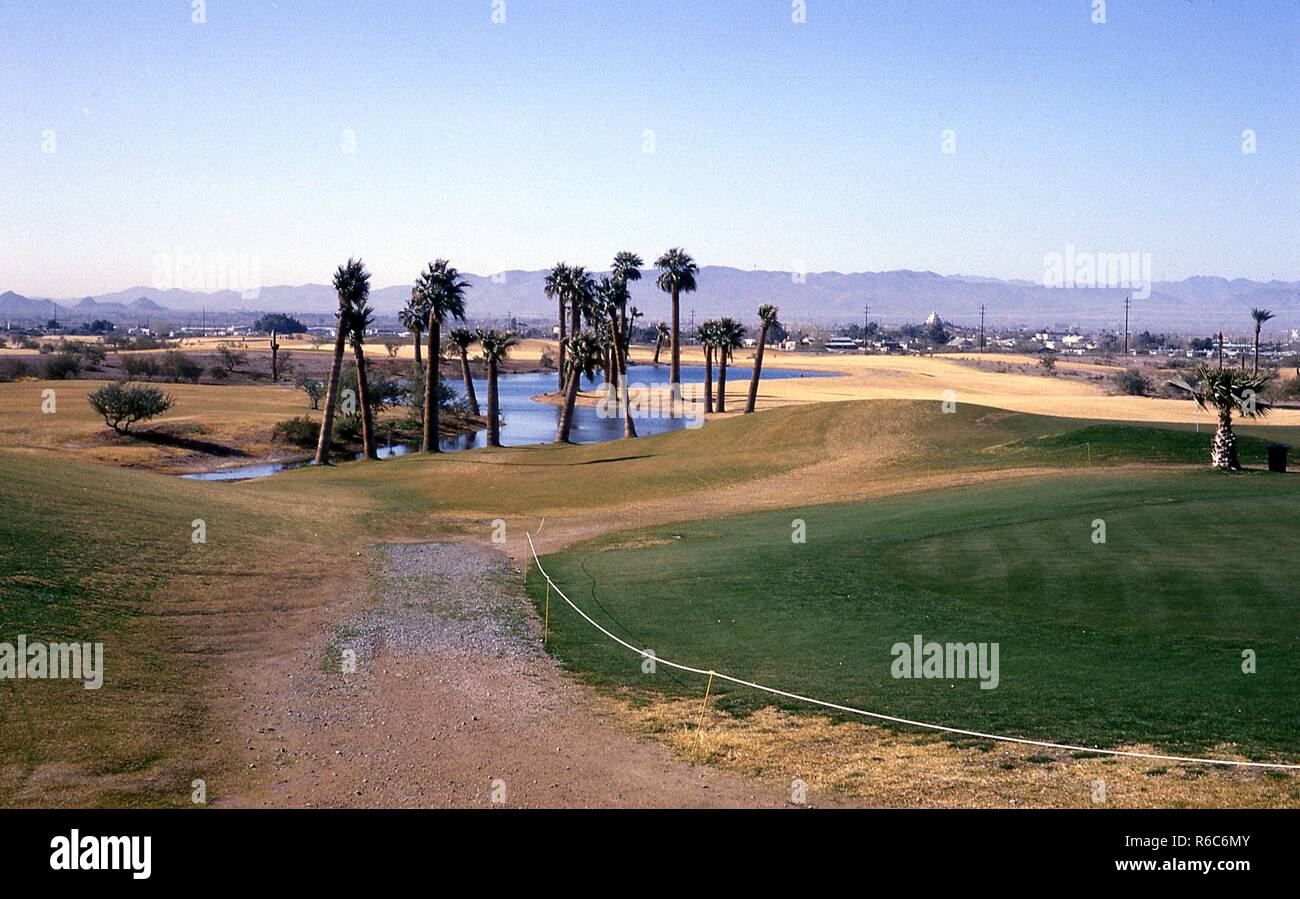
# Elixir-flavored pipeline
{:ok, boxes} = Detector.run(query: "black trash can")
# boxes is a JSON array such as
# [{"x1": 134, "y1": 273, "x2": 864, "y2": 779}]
[{"x1": 1267, "y1": 443, "x2": 1289, "y2": 473}]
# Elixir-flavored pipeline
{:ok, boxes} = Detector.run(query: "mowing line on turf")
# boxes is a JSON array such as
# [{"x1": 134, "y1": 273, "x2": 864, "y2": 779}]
[{"x1": 526, "y1": 530, "x2": 1300, "y2": 771}]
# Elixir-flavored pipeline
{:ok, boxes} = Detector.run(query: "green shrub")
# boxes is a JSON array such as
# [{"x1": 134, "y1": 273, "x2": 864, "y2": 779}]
[
  {"x1": 87, "y1": 380, "x2": 175, "y2": 433},
  {"x1": 1113, "y1": 368, "x2": 1152, "y2": 397},
  {"x1": 163, "y1": 351, "x2": 204, "y2": 382},
  {"x1": 120, "y1": 354, "x2": 159, "y2": 379},
  {"x1": 43, "y1": 352, "x2": 81, "y2": 380},
  {"x1": 272, "y1": 416, "x2": 320, "y2": 447}
]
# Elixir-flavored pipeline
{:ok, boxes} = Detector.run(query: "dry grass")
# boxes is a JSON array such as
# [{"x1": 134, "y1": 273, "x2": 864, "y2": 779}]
[{"x1": 608, "y1": 696, "x2": 1300, "y2": 808}]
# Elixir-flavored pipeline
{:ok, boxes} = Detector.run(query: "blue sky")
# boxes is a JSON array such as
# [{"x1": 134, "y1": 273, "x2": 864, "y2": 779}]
[{"x1": 2, "y1": 0, "x2": 1297, "y2": 296}]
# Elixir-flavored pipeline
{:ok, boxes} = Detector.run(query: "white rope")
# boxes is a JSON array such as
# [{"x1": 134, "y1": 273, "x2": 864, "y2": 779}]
[{"x1": 526, "y1": 531, "x2": 1300, "y2": 770}]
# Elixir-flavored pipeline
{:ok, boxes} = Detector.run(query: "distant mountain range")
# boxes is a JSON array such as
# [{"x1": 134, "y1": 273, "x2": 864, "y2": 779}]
[{"x1": 4, "y1": 269, "x2": 1299, "y2": 334}]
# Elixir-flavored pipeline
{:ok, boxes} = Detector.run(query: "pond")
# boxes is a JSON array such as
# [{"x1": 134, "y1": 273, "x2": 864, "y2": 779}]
[{"x1": 183, "y1": 363, "x2": 834, "y2": 481}]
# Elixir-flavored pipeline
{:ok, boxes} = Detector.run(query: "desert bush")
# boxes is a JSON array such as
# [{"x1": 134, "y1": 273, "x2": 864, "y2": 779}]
[
  {"x1": 120, "y1": 354, "x2": 159, "y2": 379},
  {"x1": 43, "y1": 352, "x2": 81, "y2": 380},
  {"x1": 0, "y1": 358, "x2": 31, "y2": 382},
  {"x1": 1112, "y1": 368, "x2": 1152, "y2": 396},
  {"x1": 1038, "y1": 353, "x2": 1057, "y2": 374},
  {"x1": 296, "y1": 376, "x2": 325, "y2": 410},
  {"x1": 163, "y1": 351, "x2": 204, "y2": 382},
  {"x1": 272, "y1": 416, "x2": 320, "y2": 447},
  {"x1": 87, "y1": 380, "x2": 174, "y2": 432}
]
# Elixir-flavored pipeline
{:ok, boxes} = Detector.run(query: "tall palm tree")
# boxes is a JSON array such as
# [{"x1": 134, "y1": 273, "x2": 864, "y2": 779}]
[
  {"x1": 556, "y1": 332, "x2": 602, "y2": 443},
  {"x1": 652, "y1": 321, "x2": 669, "y2": 364},
  {"x1": 1169, "y1": 364, "x2": 1272, "y2": 470},
  {"x1": 448, "y1": 327, "x2": 481, "y2": 416},
  {"x1": 315, "y1": 258, "x2": 369, "y2": 465},
  {"x1": 713, "y1": 317, "x2": 744, "y2": 413},
  {"x1": 697, "y1": 320, "x2": 719, "y2": 415},
  {"x1": 476, "y1": 329, "x2": 519, "y2": 447},
  {"x1": 596, "y1": 277, "x2": 637, "y2": 437},
  {"x1": 1251, "y1": 308, "x2": 1275, "y2": 375},
  {"x1": 654, "y1": 248, "x2": 698, "y2": 398},
  {"x1": 566, "y1": 265, "x2": 597, "y2": 340},
  {"x1": 413, "y1": 260, "x2": 469, "y2": 453},
  {"x1": 744, "y1": 304, "x2": 781, "y2": 414},
  {"x1": 544, "y1": 263, "x2": 570, "y2": 391},
  {"x1": 399, "y1": 293, "x2": 426, "y2": 367},
  {"x1": 348, "y1": 301, "x2": 378, "y2": 460}
]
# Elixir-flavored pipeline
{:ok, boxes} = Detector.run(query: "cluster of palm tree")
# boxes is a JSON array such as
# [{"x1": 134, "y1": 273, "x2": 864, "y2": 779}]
[
  {"x1": 547, "y1": 252, "x2": 645, "y2": 442},
  {"x1": 1169, "y1": 306, "x2": 1277, "y2": 471},
  {"x1": 313, "y1": 248, "x2": 782, "y2": 460},
  {"x1": 314, "y1": 256, "x2": 523, "y2": 463}
]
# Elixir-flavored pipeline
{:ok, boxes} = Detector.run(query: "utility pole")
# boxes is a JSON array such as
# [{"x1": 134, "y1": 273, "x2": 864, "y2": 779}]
[
  {"x1": 979, "y1": 304, "x2": 986, "y2": 352},
  {"x1": 1123, "y1": 296, "x2": 1130, "y2": 354}
]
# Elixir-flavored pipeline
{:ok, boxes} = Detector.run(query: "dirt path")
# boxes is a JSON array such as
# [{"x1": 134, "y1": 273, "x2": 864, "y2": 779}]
[{"x1": 221, "y1": 542, "x2": 842, "y2": 808}]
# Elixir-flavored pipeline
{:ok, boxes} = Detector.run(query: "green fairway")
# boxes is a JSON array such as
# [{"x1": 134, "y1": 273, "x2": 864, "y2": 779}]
[{"x1": 529, "y1": 468, "x2": 1300, "y2": 761}]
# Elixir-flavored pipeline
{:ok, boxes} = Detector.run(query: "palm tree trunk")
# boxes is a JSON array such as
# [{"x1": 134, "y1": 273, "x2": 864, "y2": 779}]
[
  {"x1": 313, "y1": 311, "x2": 349, "y2": 464},
  {"x1": 653, "y1": 333, "x2": 663, "y2": 364},
  {"x1": 703, "y1": 345, "x2": 714, "y2": 414},
  {"x1": 557, "y1": 300, "x2": 567, "y2": 391},
  {"x1": 1212, "y1": 410, "x2": 1240, "y2": 471},
  {"x1": 609, "y1": 316, "x2": 636, "y2": 438},
  {"x1": 670, "y1": 287, "x2": 681, "y2": 400},
  {"x1": 487, "y1": 359, "x2": 501, "y2": 446},
  {"x1": 556, "y1": 368, "x2": 581, "y2": 443},
  {"x1": 716, "y1": 350, "x2": 728, "y2": 412},
  {"x1": 421, "y1": 317, "x2": 440, "y2": 452},
  {"x1": 745, "y1": 324, "x2": 769, "y2": 413},
  {"x1": 459, "y1": 350, "x2": 480, "y2": 416},
  {"x1": 413, "y1": 332, "x2": 422, "y2": 367},
  {"x1": 1254, "y1": 326, "x2": 1261, "y2": 375},
  {"x1": 352, "y1": 346, "x2": 378, "y2": 460}
]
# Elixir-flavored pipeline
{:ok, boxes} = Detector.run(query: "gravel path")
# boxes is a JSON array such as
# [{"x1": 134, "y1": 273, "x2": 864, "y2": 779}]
[{"x1": 227, "y1": 541, "x2": 834, "y2": 808}]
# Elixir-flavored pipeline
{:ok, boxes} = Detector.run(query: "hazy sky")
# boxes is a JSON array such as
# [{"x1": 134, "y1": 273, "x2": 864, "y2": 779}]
[{"x1": 3, "y1": 0, "x2": 1297, "y2": 296}]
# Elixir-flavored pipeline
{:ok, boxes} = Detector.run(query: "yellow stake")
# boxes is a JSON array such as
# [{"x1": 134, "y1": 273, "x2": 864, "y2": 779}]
[
  {"x1": 696, "y1": 670, "x2": 716, "y2": 747},
  {"x1": 544, "y1": 581, "x2": 551, "y2": 643}
]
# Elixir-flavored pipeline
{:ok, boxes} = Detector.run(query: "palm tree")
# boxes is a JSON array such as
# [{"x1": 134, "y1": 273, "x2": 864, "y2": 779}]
[
  {"x1": 1251, "y1": 308, "x2": 1275, "y2": 375},
  {"x1": 713, "y1": 317, "x2": 745, "y2": 413},
  {"x1": 348, "y1": 301, "x2": 379, "y2": 460},
  {"x1": 697, "y1": 319, "x2": 719, "y2": 415},
  {"x1": 315, "y1": 258, "x2": 369, "y2": 465},
  {"x1": 744, "y1": 304, "x2": 781, "y2": 414},
  {"x1": 654, "y1": 248, "x2": 698, "y2": 398},
  {"x1": 596, "y1": 277, "x2": 637, "y2": 437},
  {"x1": 476, "y1": 329, "x2": 519, "y2": 447},
  {"x1": 556, "y1": 332, "x2": 602, "y2": 443},
  {"x1": 652, "y1": 321, "x2": 669, "y2": 364},
  {"x1": 544, "y1": 263, "x2": 570, "y2": 391},
  {"x1": 567, "y1": 265, "x2": 597, "y2": 339},
  {"x1": 399, "y1": 293, "x2": 426, "y2": 367},
  {"x1": 1169, "y1": 364, "x2": 1272, "y2": 470},
  {"x1": 448, "y1": 327, "x2": 481, "y2": 416},
  {"x1": 413, "y1": 260, "x2": 469, "y2": 453}
]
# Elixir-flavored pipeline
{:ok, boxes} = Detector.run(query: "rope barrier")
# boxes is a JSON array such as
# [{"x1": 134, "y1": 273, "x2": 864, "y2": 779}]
[{"x1": 526, "y1": 530, "x2": 1300, "y2": 770}]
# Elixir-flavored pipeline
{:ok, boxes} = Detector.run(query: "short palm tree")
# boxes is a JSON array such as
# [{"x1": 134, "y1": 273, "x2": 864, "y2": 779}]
[
  {"x1": 556, "y1": 332, "x2": 602, "y2": 443},
  {"x1": 399, "y1": 294, "x2": 426, "y2": 366},
  {"x1": 1251, "y1": 308, "x2": 1275, "y2": 374},
  {"x1": 544, "y1": 263, "x2": 570, "y2": 390},
  {"x1": 697, "y1": 319, "x2": 720, "y2": 415},
  {"x1": 654, "y1": 248, "x2": 698, "y2": 397},
  {"x1": 348, "y1": 301, "x2": 378, "y2": 460},
  {"x1": 448, "y1": 327, "x2": 481, "y2": 416},
  {"x1": 713, "y1": 317, "x2": 745, "y2": 413},
  {"x1": 413, "y1": 260, "x2": 469, "y2": 452},
  {"x1": 744, "y1": 304, "x2": 781, "y2": 414},
  {"x1": 652, "y1": 321, "x2": 670, "y2": 364},
  {"x1": 1169, "y1": 363, "x2": 1272, "y2": 470},
  {"x1": 476, "y1": 329, "x2": 519, "y2": 447},
  {"x1": 315, "y1": 258, "x2": 369, "y2": 465}
]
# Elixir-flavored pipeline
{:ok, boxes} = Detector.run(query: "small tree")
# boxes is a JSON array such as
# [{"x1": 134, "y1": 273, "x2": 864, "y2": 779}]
[
  {"x1": 1169, "y1": 364, "x2": 1271, "y2": 470},
  {"x1": 87, "y1": 381, "x2": 174, "y2": 433},
  {"x1": 1112, "y1": 368, "x2": 1151, "y2": 396},
  {"x1": 1038, "y1": 353, "x2": 1057, "y2": 375},
  {"x1": 296, "y1": 376, "x2": 326, "y2": 410},
  {"x1": 215, "y1": 344, "x2": 247, "y2": 375}
]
